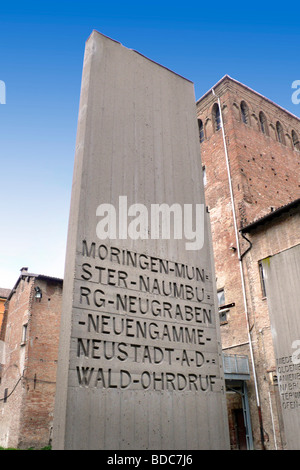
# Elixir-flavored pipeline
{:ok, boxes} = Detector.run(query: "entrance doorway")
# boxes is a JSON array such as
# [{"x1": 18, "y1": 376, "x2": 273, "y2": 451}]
[{"x1": 234, "y1": 408, "x2": 247, "y2": 450}]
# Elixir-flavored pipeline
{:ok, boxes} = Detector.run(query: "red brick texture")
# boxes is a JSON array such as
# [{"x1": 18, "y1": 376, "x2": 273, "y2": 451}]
[
  {"x1": 196, "y1": 76, "x2": 300, "y2": 449},
  {"x1": 0, "y1": 274, "x2": 62, "y2": 449}
]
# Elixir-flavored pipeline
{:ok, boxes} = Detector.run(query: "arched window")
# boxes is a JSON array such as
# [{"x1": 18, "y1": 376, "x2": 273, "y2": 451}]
[
  {"x1": 276, "y1": 121, "x2": 285, "y2": 145},
  {"x1": 240, "y1": 101, "x2": 249, "y2": 124},
  {"x1": 212, "y1": 103, "x2": 221, "y2": 132},
  {"x1": 259, "y1": 111, "x2": 268, "y2": 135},
  {"x1": 198, "y1": 119, "x2": 204, "y2": 143},
  {"x1": 292, "y1": 130, "x2": 300, "y2": 151}
]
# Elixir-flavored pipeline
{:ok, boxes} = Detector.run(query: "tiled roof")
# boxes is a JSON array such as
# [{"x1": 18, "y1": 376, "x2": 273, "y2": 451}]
[
  {"x1": 6, "y1": 270, "x2": 63, "y2": 302},
  {"x1": 240, "y1": 198, "x2": 300, "y2": 233}
]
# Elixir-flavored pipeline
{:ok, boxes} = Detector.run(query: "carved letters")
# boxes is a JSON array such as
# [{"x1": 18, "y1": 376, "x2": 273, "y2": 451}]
[{"x1": 72, "y1": 240, "x2": 221, "y2": 393}]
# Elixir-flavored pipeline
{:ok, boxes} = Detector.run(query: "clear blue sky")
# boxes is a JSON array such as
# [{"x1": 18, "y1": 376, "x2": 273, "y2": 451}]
[{"x1": 0, "y1": 1, "x2": 299, "y2": 288}]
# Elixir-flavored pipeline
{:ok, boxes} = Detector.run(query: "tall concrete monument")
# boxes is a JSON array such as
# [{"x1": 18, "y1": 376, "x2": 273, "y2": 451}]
[{"x1": 53, "y1": 30, "x2": 230, "y2": 450}]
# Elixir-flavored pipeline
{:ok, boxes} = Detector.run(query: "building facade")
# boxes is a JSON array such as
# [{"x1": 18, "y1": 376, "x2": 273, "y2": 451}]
[
  {"x1": 0, "y1": 288, "x2": 10, "y2": 332},
  {"x1": 0, "y1": 268, "x2": 62, "y2": 449},
  {"x1": 241, "y1": 199, "x2": 300, "y2": 450},
  {"x1": 196, "y1": 76, "x2": 300, "y2": 449},
  {"x1": 0, "y1": 75, "x2": 299, "y2": 450}
]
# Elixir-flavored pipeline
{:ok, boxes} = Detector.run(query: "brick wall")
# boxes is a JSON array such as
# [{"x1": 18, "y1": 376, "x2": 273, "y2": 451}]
[
  {"x1": 0, "y1": 276, "x2": 33, "y2": 448},
  {"x1": 0, "y1": 289, "x2": 10, "y2": 334},
  {"x1": 197, "y1": 78, "x2": 300, "y2": 227},
  {"x1": 196, "y1": 76, "x2": 300, "y2": 449},
  {"x1": 0, "y1": 274, "x2": 62, "y2": 449}
]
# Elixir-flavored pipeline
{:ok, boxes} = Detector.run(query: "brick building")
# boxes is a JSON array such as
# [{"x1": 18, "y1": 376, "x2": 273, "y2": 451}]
[
  {"x1": 0, "y1": 288, "x2": 10, "y2": 332},
  {"x1": 240, "y1": 199, "x2": 300, "y2": 450},
  {"x1": 0, "y1": 268, "x2": 62, "y2": 449},
  {"x1": 0, "y1": 75, "x2": 299, "y2": 450},
  {"x1": 196, "y1": 76, "x2": 300, "y2": 449}
]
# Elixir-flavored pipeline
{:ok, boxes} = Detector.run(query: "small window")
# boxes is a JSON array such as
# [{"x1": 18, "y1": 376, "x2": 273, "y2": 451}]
[
  {"x1": 258, "y1": 262, "x2": 267, "y2": 298},
  {"x1": 212, "y1": 103, "x2": 221, "y2": 132},
  {"x1": 240, "y1": 101, "x2": 249, "y2": 125},
  {"x1": 198, "y1": 119, "x2": 204, "y2": 143},
  {"x1": 259, "y1": 111, "x2": 268, "y2": 135},
  {"x1": 217, "y1": 288, "x2": 225, "y2": 307},
  {"x1": 219, "y1": 309, "x2": 228, "y2": 323},
  {"x1": 218, "y1": 289, "x2": 228, "y2": 323},
  {"x1": 202, "y1": 165, "x2": 207, "y2": 186},
  {"x1": 4, "y1": 388, "x2": 8, "y2": 403},
  {"x1": 292, "y1": 130, "x2": 300, "y2": 151},
  {"x1": 21, "y1": 324, "x2": 28, "y2": 345},
  {"x1": 276, "y1": 121, "x2": 285, "y2": 145}
]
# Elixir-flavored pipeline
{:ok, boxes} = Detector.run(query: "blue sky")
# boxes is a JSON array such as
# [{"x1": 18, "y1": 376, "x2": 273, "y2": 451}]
[{"x1": 0, "y1": 1, "x2": 299, "y2": 288}]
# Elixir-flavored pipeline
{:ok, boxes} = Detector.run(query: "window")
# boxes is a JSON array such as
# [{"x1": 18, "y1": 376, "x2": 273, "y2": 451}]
[
  {"x1": 219, "y1": 309, "x2": 228, "y2": 323},
  {"x1": 198, "y1": 119, "x2": 204, "y2": 143},
  {"x1": 240, "y1": 101, "x2": 249, "y2": 124},
  {"x1": 276, "y1": 121, "x2": 285, "y2": 145},
  {"x1": 218, "y1": 289, "x2": 228, "y2": 323},
  {"x1": 217, "y1": 288, "x2": 225, "y2": 307},
  {"x1": 292, "y1": 130, "x2": 300, "y2": 151},
  {"x1": 259, "y1": 111, "x2": 268, "y2": 135},
  {"x1": 21, "y1": 323, "x2": 28, "y2": 345},
  {"x1": 202, "y1": 165, "x2": 207, "y2": 186},
  {"x1": 212, "y1": 103, "x2": 221, "y2": 132},
  {"x1": 258, "y1": 261, "x2": 267, "y2": 298}
]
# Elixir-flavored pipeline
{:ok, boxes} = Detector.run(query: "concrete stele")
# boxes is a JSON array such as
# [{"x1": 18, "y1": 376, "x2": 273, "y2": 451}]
[{"x1": 53, "y1": 31, "x2": 230, "y2": 450}]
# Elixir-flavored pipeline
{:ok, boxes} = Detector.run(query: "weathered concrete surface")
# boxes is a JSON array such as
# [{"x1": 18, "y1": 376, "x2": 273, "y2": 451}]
[
  {"x1": 53, "y1": 31, "x2": 229, "y2": 450},
  {"x1": 263, "y1": 245, "x2": 300, "y2": 450}
]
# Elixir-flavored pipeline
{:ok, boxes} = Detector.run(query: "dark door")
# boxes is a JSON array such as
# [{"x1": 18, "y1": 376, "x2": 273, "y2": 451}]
[{"x1": 234, "y1": 408, "x2": 247, "y2": 450}]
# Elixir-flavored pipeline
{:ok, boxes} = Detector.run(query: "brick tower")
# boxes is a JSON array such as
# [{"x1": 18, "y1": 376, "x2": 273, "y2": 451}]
[{"x1": 196, "y1": 75, "x2": 300, "y2": 449}]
